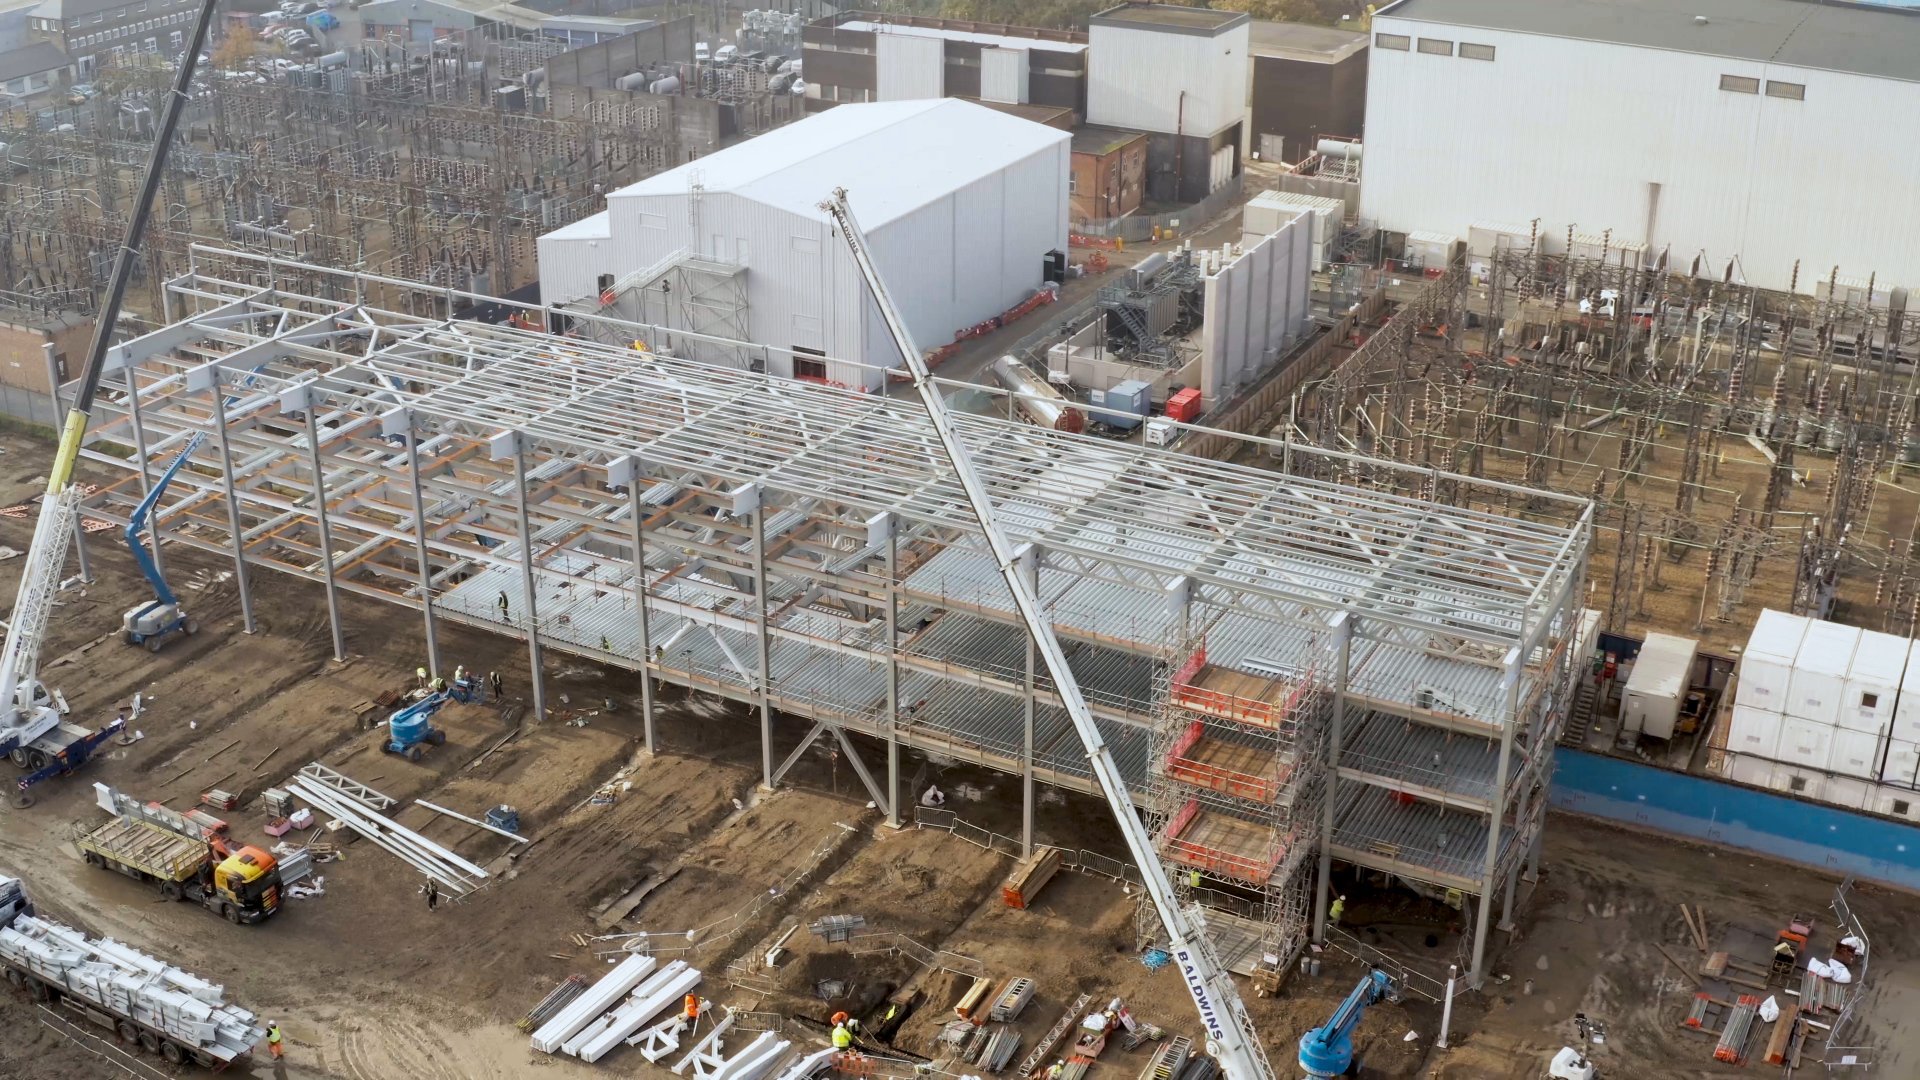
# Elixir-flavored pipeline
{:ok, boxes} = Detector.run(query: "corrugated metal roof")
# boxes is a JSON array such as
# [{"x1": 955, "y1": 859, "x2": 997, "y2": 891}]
[
  {"x1": 0, "y1": 42, "x2": 69, "y2": 83},
  {"x1": 542, "y1": 211, "x2": 611, "y2": 241},
  {"x1": 608, "y1": 99, "x2": 1070, "y2": 229},
  {"x1": 1378, "y1": 0, "x2": 1920, "y2": 83}
]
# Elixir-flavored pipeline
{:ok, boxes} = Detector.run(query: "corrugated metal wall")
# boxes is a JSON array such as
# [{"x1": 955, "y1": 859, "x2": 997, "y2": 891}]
[
  {"x1": 875, "y1": 32, "x2": 944, "y2": 101},
  {"x1": 1087, "y1": 23, "x2": 1248, "y2": 136},
  {"x1": 980, "y1": 46, "x2": 1030, "y2": 104},
  {"x1": 1361, "y1": 19, "x2": 1920, "y2": 293},
  {"x1": 567, "y1": 131, "x2": 1067, "y2": 393},
  {"x1": 535, "y1": 215, "x2": 615, "y2": 310},
  {"x1": 1197, "y1": 214, "x2": 1312, "y2": 407}
]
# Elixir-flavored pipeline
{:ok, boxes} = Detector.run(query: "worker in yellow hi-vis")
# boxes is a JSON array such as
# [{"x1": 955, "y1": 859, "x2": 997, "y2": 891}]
[{"x1": 1330, "y1": 894, "x2": 1347, "y2": 926}]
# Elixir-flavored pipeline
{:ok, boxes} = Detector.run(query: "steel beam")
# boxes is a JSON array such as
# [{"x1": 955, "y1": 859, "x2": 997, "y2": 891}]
[{"x1": 207, "y1": 372, "x2": 255, "y2": 633}]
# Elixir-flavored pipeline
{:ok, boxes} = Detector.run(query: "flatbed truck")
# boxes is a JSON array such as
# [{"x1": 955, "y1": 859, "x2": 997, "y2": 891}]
[
  {"x1": 0, "y1": 874, "x2": 265, "y2": 1068},
  {"x1": 77, "y1": 815, "x2": 282, "y2": 924}
]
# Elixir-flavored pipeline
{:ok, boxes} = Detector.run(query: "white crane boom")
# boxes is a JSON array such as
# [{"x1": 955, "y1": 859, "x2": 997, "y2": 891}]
[
  {"x1": 0, "y1": 486, "x2": 81, "y2": 745},
  {"x1": 819, "y1": 189, "x2": 1277, "y2": 1080}
]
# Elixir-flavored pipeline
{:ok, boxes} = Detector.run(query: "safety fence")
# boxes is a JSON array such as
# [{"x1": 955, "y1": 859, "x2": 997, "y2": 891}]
[{"x1": 1071, "y1": 176, "x2": 1246, "y2": 245}]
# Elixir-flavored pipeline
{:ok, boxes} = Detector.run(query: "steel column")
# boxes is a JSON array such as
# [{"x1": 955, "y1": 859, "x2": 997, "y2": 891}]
[
  {"x1": 627, "y1": 464, "x2": 656, "y2": 754},
  {"x1": 1500, "y1": 780, "x2": 1529, "y2": 929},
  {"x1": 753, "y1": 495, "x2": 773, "y2": 789},
  {"x1": 300, "y1": 406, "x2": 347, "y2": 662},
  {"x1": 404, "y1": 414, "x2": 440, "y2": 679},
  {"x1": 882, "y1": 514, "x2": 900, "y2": 827},
  {"x1": 122, "y1": 366, "x2": 164, "y2": 584},
  {"x1": 1470, "y1": 648, "x2": 1524, "y2": 988},
  {"x1": 1019, "y1": 544, "x2": 1038, "y2": 859},
  {"x1": 508, "y1": 434, "x2": 547, "y2": 721},
  {"x1": 1314, "y1": 612, "x2": 1353, "y2": 944},
  {"x1": 208, "y1": 373, "x2": 255, "y2": 633}
]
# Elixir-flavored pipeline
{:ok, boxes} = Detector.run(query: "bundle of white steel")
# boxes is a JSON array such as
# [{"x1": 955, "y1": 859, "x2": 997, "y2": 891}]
[
  {"x1": 672, "y1": 1007, "x2": 736, "y2": 1076},
  {"x1": 0, "y1": 915, "x2": 262, "y2": 1063},
  {"x1": 286, "y1": 777, "x2": 486, "y2": 892},
  {"x1": 711, "y1": 1032, "x2": 791, "y2": 1080},
  {"x1": 530, "y1": 953, "x2": 657, "y2": 1053},
  {"x1": 578, "y1": 961, "x2": 703, "y2": 1062},
  {"x1": 631, "y1": 1006, "x2": 698, "y2": 1062},
  {"x1": 772, "y1": 1048, "x2": 838, "y2": 1080}
]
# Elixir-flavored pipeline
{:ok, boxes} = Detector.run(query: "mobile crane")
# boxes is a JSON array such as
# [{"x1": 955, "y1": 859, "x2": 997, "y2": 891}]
[
  {"x1": 820, "y1": 190, "x2": 1277, "y2": 1080},
  {"x1": 1297, "y1": 970, "x2": 1395, "y2": 1079},
  {"x1": 0, "y1": 0, "x2": 219, "y2": 804}
]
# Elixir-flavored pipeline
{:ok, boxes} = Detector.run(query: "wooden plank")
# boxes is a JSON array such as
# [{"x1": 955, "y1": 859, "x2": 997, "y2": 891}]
[{"x1": 1764, "y1": 1005, "x2": 1798, "y2": 1065}]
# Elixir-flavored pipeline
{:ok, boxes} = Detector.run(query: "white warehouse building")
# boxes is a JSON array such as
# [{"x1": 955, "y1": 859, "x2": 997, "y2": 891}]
[
  {"x1": 1359, "y1": 0, "x2": 1920, "y2": 294},
  {"x1": 536, "y1": 98, "x2": 1069, "y2": 390}
]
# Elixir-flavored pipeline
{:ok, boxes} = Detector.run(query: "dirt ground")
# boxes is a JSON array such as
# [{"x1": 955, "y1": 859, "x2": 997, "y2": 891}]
[{"x1": 0, "y1": 426, "x2": 1919, "y2": 1080}]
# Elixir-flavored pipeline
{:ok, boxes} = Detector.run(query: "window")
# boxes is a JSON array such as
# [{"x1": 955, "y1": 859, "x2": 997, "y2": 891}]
[
  {"x1": 1719, "y1": 74, "x2": 1759, "y2": 93},
  {"x1": 1417, "y1": 38, "x2": 1453, "y2": 55},
  {"x1": 1863, "y1": 693, "x2": 1880, "y2": 709},
  {"x1": 1459, "y1": 42, "x2": 1495, "y2": 61},
  {"x1": 1767, "y1": 80, "x2": 1805, "y2": 100},
  {"x1": 1068, "y1": 173, "x2": 1078, "y2": 194},
  {"x1": 792, "y1": 347, "x2": 828, "y2": 381},
  {"x1": 169, "y1": 30, "x2": 180, "y2": 49},
  {"x1": 1897, "y1": 799, "x2": 1913, "y2": 817},
  {"x1": 1374, "y1": 33, "x2": 1409, "y2": 51},
  {"x1": 595, "y1": 273, "x2": 614, "y2": 294},
  {"x1": 1789, "y1": 775, "x2": 1808, "y2": 793}
]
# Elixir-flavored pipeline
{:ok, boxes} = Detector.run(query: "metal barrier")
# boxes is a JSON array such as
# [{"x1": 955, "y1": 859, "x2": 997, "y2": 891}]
[
  {"x1": 1072, "y1": 176, "x2": 1247, "y2": 244},
  {"x1": 1320, "y1": 926, "x2": 1460, "y2": 1005}
]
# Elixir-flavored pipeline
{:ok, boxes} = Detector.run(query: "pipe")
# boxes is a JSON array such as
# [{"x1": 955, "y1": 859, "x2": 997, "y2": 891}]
[{"x1": 1435, "y1": 965, "x2": 1456, "y2": 1049}]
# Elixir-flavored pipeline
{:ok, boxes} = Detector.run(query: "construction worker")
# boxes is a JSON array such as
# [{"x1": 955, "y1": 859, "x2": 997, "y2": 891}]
[
  {"x1": 416, "y1": 666, "x2": 428, "y2": 689},
  {"x1": 683, "y1": 994, "x2": 701, "y2": 1024},
  {"x1": 266, "y1": 1021, "x2": 283, "y2": 1060},
  {"x1": 453, "y1": 665, "x2": 467, "y2": 686},
  {"x1": 497, "y1": 590, "x2": 510, "y2": 620},
  {"x1": 1187, "y1": 869, "x2": 1201, "y2": 889},
  {"x1": 831, "y1": 1021, "x2": 854, "y2": 1050},
  {"x1": 1046, "y1": 1061, "x2": 1065, "y2": 1080},
  {"x1": 430, "y1": 675, "x2": 447, "y2": 693},
  {"x1": 1329, "y1": 894, "x2": 1347, "y2": 926},
  {"x1": 422, "y1": 878, "x2": 439, "y2": 912},
  {"x1": 489, "y1": 670, "x2": 503, "y2": 701}
]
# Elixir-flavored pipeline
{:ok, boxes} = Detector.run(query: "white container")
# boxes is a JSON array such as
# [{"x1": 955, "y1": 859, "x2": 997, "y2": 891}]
[
  {"x1": 1787, "y1": 620, "x2": 1862, "y2": 725},
  {"x1": 1895, "y1": 639, "x2": 1920, "y2": 743},
  {"x1": 1734, "y1": 609, "x2": 1810, "y2": 711},
  {"x1": 1777, "y1": 714, "x2": 1834, "y2": 771},
  {"x1": 1843, "y1": 629, "x2": 1909, "y2": 733},
  {"x1": 1725, "y1": 704, "x2": 1781, "y2": 758},
  {"x1": 1871, "y1": 784, "x2": 1920, "y2": 820},
  {"x1": 1770, "y1": 764, "x2": 1825, "y2": 802},
  {"x1": 1726, "y1": 754, "x2": 1775, "y2": 789},
  {"x1": 1880, "y1": 737, "x2": 1920, "y2": 786},
  {"x1": 1621, "y1": 632, "x2": 1696, "y2": 740},
  {"x1": 1828, "y1": 726, "x2": 1884, "y2": 780},
  {"x1": 1823, "y1": 775, "x2": 1873, "y2": 812}
]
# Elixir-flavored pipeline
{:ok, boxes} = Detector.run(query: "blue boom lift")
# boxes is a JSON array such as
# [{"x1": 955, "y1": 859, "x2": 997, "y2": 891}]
[
  {"x1": 1297, "y1": 969, "x2": 1396, "y2": 1079},
  {"x1": 120, "y1": 437, "x2": 206, "y2": 650},
  {"x1": 383, "y1": 677, "x2": 478, "y2": 762}
]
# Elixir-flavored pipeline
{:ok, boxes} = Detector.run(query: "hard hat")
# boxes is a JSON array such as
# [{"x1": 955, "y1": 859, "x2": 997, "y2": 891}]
[{"x1": 831, "y1": 1011, "x2": 850, "y2": 1024}]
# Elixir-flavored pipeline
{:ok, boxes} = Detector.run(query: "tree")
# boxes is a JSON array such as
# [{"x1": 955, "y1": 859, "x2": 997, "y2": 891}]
[{"x1": 212, "y1": 31, "x2": 256, "y2": 72}]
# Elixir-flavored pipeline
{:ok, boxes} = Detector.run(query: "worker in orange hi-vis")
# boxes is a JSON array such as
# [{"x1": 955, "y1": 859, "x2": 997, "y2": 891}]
[
  {"x1": 684, "y1": 994, "x2": 701, "y2": 1024},
  {"x1": 266, "y1": 1021, "x2": 284, "y2": 1059}
]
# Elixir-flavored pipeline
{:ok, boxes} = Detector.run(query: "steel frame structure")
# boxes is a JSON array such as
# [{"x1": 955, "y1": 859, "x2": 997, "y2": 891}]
[{"x1": 72, "y1": 249, "x2": 1591, "y2": 987}]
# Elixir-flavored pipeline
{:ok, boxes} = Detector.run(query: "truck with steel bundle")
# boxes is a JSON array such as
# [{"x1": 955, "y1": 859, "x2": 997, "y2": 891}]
[
  {"x1": 0, "y1": 874, "x2": 266, "y2": 1068},
  {"x1": 77, "y1": 786, "x2": 283, "y2": 925}
]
